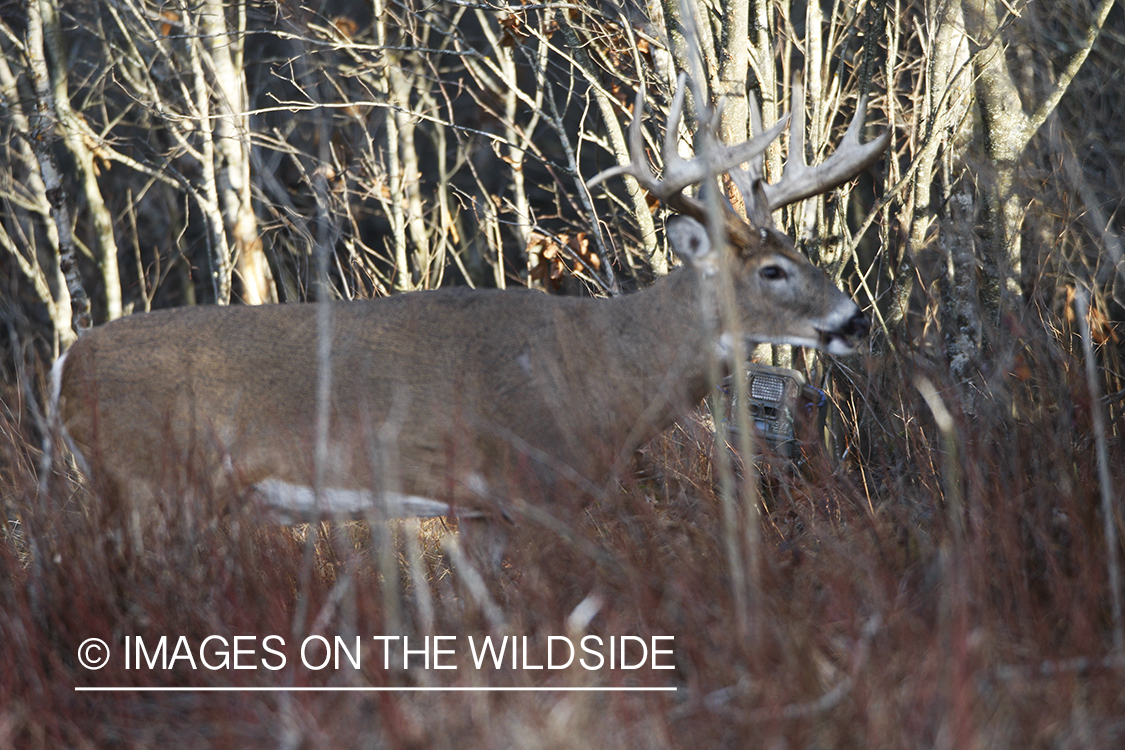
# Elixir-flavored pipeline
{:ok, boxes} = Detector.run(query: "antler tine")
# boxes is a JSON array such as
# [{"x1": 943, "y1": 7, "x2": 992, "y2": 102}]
[
  {"x1": 586, "y1": 84, "x2": 657, "y2": 191},
  {"x1": 661, "y1": 72, "x2": 690, "y2": 183},
  {"x1": 762, "y1": 86, "x2": 891, "y2": 212},
  {"x1": 725, "y1": 91, "x2": 776, "y2": 228},
  {"x1": 747, "y1": 91, "x2": 767, "y2": 181}
]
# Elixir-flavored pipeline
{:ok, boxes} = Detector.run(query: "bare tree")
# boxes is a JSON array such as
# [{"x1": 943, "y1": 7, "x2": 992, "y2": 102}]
[
  {"x1": 963, "y1": 0, "x2": 1116, "y2": 313},
  {"x1": 0, "y1": 0, "x2": 1120, "y2": 423}
]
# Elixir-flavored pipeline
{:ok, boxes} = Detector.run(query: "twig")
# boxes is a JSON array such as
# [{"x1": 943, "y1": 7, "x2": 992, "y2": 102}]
[{"x1": 1075, "y1": 288, "x2": 1124, "y2": 653}]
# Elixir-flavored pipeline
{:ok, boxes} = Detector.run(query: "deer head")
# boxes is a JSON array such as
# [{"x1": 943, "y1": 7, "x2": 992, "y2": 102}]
[{"x1": 589, "y1": 73, "x2": 888, "y2": 357}]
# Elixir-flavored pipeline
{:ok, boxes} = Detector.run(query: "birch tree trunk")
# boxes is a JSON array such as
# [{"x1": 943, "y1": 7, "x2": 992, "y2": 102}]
[
  {"x1": 201, "y1": 0, "x2": 275, "y2": 305},
  {"x1": 25, "y1": 0, "x2": 89, "y2": 340}
]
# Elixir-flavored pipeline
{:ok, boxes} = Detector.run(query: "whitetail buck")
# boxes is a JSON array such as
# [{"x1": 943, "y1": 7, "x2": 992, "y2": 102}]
[{"x1": 52, "y1": 76, "x2": 888, "y2": 521}]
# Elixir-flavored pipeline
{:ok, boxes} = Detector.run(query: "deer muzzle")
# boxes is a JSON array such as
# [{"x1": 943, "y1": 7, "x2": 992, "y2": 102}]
[{"x1": 818, "y1": 309, "x2": 870, "y2": 355}]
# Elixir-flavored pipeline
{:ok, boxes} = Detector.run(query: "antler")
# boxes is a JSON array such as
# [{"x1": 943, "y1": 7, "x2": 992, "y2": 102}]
[
  {"x1": 588, "y1": 73, "x2": 890, "y2": 236},
  {"x1": 587, "y1": 73, "x2": 788, "y2": 230},
  {"x1": 762, "y1": 80, "x2": 892, "y2": 211}
]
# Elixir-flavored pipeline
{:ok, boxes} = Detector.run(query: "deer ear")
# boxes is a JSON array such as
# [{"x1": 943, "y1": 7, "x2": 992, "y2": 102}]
[{"x1": 666, "y1": 216, "x2": 715, "y2": 267}]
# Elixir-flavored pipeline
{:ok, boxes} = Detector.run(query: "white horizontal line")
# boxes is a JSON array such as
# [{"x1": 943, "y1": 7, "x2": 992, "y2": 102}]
[{"x1": 75, "y1": 686, "x2": 676, "y2": 693}]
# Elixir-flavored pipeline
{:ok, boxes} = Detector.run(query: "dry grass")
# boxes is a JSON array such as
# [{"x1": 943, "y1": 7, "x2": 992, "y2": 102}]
[{"x1": 2, "y1": 305, "x2": 1123, "y2": 749}]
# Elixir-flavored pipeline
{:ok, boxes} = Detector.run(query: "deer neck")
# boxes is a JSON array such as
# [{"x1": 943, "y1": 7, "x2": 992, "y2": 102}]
[{"x1": 605, "y1": 266, "x2": 725, "y2": 428}]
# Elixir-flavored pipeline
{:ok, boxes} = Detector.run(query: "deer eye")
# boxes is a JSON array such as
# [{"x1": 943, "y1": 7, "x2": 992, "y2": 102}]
[{"x1": 759, "y1": 264, "x2": 787, "y2": 281}]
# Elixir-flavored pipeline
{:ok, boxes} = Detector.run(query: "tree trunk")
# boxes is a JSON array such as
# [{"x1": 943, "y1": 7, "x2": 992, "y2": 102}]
[{"x1": 202, "y1": 0, "x2": 276, "y2": 305}]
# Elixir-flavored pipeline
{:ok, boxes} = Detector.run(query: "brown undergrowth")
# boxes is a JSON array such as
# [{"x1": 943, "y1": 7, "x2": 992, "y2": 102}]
[{"x1": 1, "y1": 322, "x2": 1123, "y2": 749}]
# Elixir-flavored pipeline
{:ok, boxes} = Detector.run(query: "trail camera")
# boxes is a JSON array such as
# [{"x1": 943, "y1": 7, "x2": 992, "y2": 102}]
[{"x1": 721, "y1": 363, "x2": 827, "y2": 459}]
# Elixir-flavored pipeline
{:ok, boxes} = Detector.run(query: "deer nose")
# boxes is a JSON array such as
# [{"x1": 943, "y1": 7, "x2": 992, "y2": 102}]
[{"x1": 843, "y1": 310, "x2": 870, "y2": 339}]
